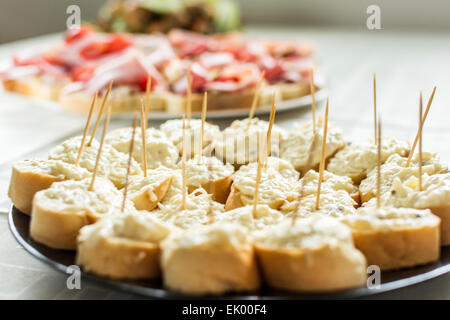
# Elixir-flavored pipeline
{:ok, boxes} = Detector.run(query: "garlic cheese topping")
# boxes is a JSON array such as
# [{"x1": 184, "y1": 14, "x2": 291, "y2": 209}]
[
  {"x1": 341, "y1": 206, "x2": 440, "y2": 232},
  {"x1": 253, "y1": 216, "x2": 354, "y2": 250},
  {"x1": 126, "y1": 166, "x2": 174, "y2": 204},
  {"x1": 160, "y1": 119, "x2": 221, "y2": 157},
  {"x1": 49, "y1": 136, "x2": 143, "y2": 188},
  {"x1": 213, "y1": 118, "x2": 286, "y2": 165},
  {"x1": 280, "y1": 190, "x2": 357, "y2": 218},
  {"x1": 298, "y1": 169, "x2": 355, "y2": 196},
  {"x1": 155, "y1": 189, "x2": 224, "y2": 229},
  {"x1": 327, "y1": 137, "x2": 410, "y2": 182},
  {"x1": 381, "y1": 173, "x2": 450, "y2": 209},
  {"x1": 161, "y1": 223, "x2": 250, "y2": 251},
  {"x1": 179, "y1": 155, "x2": 234, "y2": 187},
  {"x1": 13, "y1": 159, "x2": 91, "y2": 181},
  {"x1": 359, "y1": 153, "x2": 447, "y2": 201},
  {"x1": 105, "y1": 127, "x2": 179, "y2": 169},
  {"x1": 232, "y1": 157, "x2": 299, "y2": 206},
  {"x1": 34, "y1": 177, "x2": 135, "y2": 217},
  {"x1": 280, "y1": 119, "x2": 345, "y2": 173},
  {"x1": 212, "y1": 204, "x2": 285, "y2": 232},
  {"x1": 78, "y1": 212, "x2": 174, "y2": 248}
]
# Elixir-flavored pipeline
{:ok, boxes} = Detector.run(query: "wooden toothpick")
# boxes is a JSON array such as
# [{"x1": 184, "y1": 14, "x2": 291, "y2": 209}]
[
  {"x1": 252, "y1": 156, "x2": 263, "y2": 218},
  {"x1": 373, "y1": 73, "x2": 377, "y2": 144},
  {"x1": 406, "y1": 86, "x2": 436, "y2": 167},
  {"x1": 418, "y1": 92, "x2": 423, "y2": 191},
  {"x1": 265, "y1": 91, "x2": 277, "y2": 160},
  {"x1": 89, "y1": 104, "x2": 112, "y2": 191},
  {"x1": 186, "y1": 65, "x2": 192, "y2": 127},
  {"x1": 248, "y1": 71, "x2": 266, "y2": 122},
  {"x1": 181, "y1": 115, "x2": 187, "y2": 210},
  {"x1": 140, "y1": 99, "x2": 148, "y2": 177},
  {"x1": 87, "y1": 81, "x2": 113, "y2": 146},
  {"x1": 122, "y1": 115, "x2": 138, "y2": 212},
  {"x1": 315, "y1": 97, "x2": 329, "y2": 210},
  {"x1": 199, "y1": 91, "x2": 207, "y2": 161},
  {"x1": 376, "y1": 116, "x2": 382, "y2": 209},
  {"x1": 310, "y1": 68, "x2": 316, "y2": 135},
  {"x1": 76, "y1": 91, "x2": 97, "y2": 166}
]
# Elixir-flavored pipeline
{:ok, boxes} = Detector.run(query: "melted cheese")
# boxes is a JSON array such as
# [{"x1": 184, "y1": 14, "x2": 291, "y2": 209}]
[
  {"x1": 299, "y1": 169, "x2": 355, "y2": 196},
  {"x1": 280, "y1": 119, "x2": 345, "y2": 172},
  {"x1": 105, "y1": 127, "x2": 179, "y2": 169}
]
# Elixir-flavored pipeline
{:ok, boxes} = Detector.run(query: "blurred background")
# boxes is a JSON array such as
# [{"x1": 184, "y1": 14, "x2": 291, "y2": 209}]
[{"x1": 1, "y1": 0, "x2": 450, "y2": 43}]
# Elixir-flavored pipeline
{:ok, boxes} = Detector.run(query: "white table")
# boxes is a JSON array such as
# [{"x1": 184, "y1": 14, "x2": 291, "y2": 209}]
[{"x1": 0, "y1": 26, "x2": 449, "y2": 299}]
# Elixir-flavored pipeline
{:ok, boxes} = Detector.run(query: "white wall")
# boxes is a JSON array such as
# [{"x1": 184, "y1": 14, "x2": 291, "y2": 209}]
[{"x1": 0, "y1": 0, "x2": 449, "y2": 43}]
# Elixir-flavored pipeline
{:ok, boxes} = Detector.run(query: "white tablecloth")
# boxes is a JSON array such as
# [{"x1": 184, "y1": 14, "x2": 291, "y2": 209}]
[{"x1": 0, "y1": 26, "x2": 449, "y2": 299}]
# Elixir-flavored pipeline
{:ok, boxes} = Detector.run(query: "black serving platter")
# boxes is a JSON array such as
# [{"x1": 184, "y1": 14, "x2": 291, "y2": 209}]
[{"x1": 8, "y1": 206, "x2": 450, "y2": 299}]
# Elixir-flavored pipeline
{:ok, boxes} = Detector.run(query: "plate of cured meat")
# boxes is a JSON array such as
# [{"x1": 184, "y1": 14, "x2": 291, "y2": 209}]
[{"x1": 0, "y1": 26, "x2": 325, "y2": 119}]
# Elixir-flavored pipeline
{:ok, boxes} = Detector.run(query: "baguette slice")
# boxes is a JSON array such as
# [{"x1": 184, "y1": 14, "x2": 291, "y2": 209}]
[
  {"x1": 341, "y1": 207, "x2": 441, "y2": 270},
  {"x1": 254, "y1": 216, "x2": 367, "y2": 292},
  {"x1": 2, "y1": 76, "x2": 65, "y2": 100},
  {"x1": 59, "y1": 86, "x2": 166, "y2": 114},
  {"x1": 161, "y1": 223, "x2": 260, "y2": 295},
  {"x1": 30, "y1": 178, "x2": 133, "y2": 250},
  {"x1": 8, "y1": 159, "x2": 90, "y2": 215},
  {"x1": 182, "y1": 156, "x2": 234, "y2": 204},
  {"x1": 126, "y1": 169, "x2": 174, "y2": 211},
  {"x1": 76, "y1": 213, "x2": 172, "y2": 279}
]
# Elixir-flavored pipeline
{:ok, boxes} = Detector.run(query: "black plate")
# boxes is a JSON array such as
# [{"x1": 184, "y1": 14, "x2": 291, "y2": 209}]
[{"x1": 8, "y1": 206, "x2": 450, "y2": 299}]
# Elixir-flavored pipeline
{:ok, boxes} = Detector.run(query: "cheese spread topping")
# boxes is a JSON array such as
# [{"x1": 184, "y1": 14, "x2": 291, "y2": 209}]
[
  {"x1": 253, "y1": 215, "x2": 353, "y2": 250},
  {"x1": 213, "y1": 117, "x2": 286, "y2": 165},
  {"x1": 13, "y1": 159, "x2": 91, "y2": 180},
  {"x1": 179, "y1": 155, "x2": 234, "y2": 187},
  {"x1": 360, "y1": 153, "x2": 447, "y2": 201},
  {"x1": 280, "y1": 119, "x2": 345, "y2": 172},
  {"x1": 105, "y1": 127, "x2": 179, "y2": 169},
  {"x1": 327, "y1": 137, "x2": 410, "y2": 181},
  {"x1": 341, "y1": 206, "x2": 440, "y2": 231}
]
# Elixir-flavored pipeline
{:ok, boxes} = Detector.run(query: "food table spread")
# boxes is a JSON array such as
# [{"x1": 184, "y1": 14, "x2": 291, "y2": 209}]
[{"x1": 0, "y1": 25, "x2": 449, "y2": 299}]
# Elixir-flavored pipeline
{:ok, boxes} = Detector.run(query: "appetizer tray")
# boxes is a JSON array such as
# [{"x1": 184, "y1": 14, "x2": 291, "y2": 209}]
[{"x1": 9, "y1": 206, "x2": 450, "y2": 299}]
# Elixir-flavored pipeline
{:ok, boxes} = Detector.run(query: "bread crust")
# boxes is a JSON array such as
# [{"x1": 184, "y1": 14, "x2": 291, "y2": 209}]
[
  {"x1": 59, "y1": 89, "x2": 166, "y2": 114},
  {"x1": 255, "y1": 244, "x2": 367, "y2": 292},
  {"x1": 3, "y1": 77, "x2": 64, "y2": 100},
  {"x1": 4, "y1": 78, "x2": 312, "y2": 115},
  {"x1": 162, "y1": 244, "x2": 260, "y2": 295},
  {"x1": 130, "y1": 176, "x2": 173, "y2": 211},
  {"x1": 30, "y1": 198, "x2": 95, "y2": 250},
  {"x1": 427, "y1": 205, "x2": 450, "y2": 246},
  {"x1": 351, "y1": 223, "x2": 440, "y2": 270},
  {"x1": 76, "y1": 235, "x2": 161, "y2": 279},
  {"x1": 225, "y1": 184, "x2": 287, "y2": 211},
  {"x1": 188, "y1": 175, "x2": 233, "y2": 204},
  {"x1": 8, "y1": 166, "x2": 62, "y2": 215}
]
